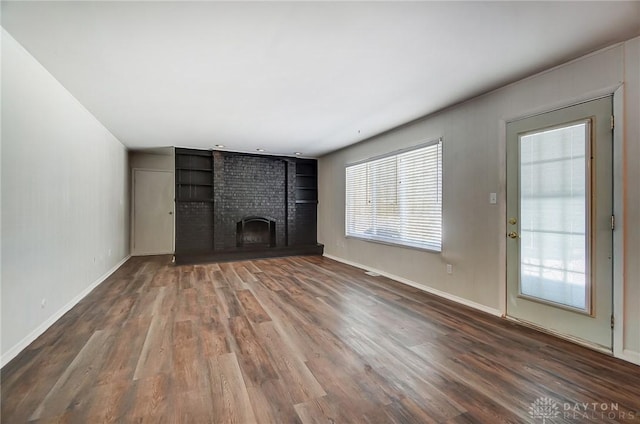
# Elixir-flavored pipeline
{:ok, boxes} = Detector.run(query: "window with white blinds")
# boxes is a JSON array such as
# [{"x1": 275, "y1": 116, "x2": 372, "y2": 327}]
[{"x1": 345, "y1": 139, "x2": 443, "y2": 251}]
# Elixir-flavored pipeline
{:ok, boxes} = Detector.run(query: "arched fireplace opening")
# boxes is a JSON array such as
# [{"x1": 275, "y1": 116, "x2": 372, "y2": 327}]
[{"x1": 236, "y1": 217, "x2": 276, "y2": 248}]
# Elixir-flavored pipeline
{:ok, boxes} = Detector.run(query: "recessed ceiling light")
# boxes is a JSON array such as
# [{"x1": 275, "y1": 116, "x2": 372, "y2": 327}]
[
  {"x1": 215, "y1": 144, "x2": 225, "y2": 148},
  {"x1": 295, "y1": 152, "x2": 302, "y2": 156},
  {"x1": 257, "y1": 148, "x2": 265, "y2": 152}
]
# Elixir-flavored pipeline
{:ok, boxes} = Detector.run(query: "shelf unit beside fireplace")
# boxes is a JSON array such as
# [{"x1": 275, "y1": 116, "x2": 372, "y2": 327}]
[
  {"x1": 295, "y1": 160, "x2": 318, "y2": 204},
  {"x1": 175, "y1": 148, "x2": 214, "y2": 252},
  {"x1": 295, "y1": 159, "x2": 318, "y2": 245},
  {"x1": 175, "y1": 149, "x2": 213, "y2": 202}
]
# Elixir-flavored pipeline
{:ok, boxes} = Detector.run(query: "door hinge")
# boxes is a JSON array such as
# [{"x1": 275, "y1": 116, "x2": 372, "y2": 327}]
[
  {"x1": 611, "y1": 115, "x2": 615, "y2": 130},
  {"x1": 611, "y1": 215, "x2": 615, "y2": 231},
  {"x1": 611, "y1": 315, "x2": 615, "y2": 329}
]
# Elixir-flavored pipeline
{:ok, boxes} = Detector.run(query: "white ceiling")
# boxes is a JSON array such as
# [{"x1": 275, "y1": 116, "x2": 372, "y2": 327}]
[{"x1": 2, "y1": 1, "x2": 639, "y2": 157}]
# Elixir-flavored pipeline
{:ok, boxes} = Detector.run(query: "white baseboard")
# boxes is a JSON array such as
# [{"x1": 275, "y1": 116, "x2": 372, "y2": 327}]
[
  {"x1": 619, "y1": 349, "x2": 640, "y2": 366},
  {"x1": 1, "y1": 255, "x2": 131, "y2": 368},
  {"x1": 131, "y1": 251, "x2": 173, "y2": 257},
  {"x1": 323, "y1": 253, "x2": 502, "y2": 318}
]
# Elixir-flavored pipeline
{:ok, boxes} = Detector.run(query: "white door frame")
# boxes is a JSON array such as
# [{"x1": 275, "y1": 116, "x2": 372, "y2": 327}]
[
  {"x1": 611, "y1": 86, "x2": 637, "y2": 364},
  {"x1": 130, "y1": 168, "x2": 175, "y2": 256},
  {"x1": 499, "y1": 85, "x2": 627, "y2": 360}
]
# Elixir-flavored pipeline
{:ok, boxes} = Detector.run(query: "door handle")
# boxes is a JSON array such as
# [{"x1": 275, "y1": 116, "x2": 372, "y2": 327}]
[{"x1": 507, "y1": 231, "x2": 519, "y2": 239}]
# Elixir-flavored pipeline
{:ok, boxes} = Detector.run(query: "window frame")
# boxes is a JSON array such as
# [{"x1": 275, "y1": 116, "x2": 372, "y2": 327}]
[{"x1": 344, "y1": 138, "x2": 443, "y2": 253}]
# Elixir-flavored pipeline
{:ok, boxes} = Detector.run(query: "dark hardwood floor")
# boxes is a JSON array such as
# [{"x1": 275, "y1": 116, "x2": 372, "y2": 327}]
[{"x1": 2, "y1": 255, "x2": 639, "y2": 423}]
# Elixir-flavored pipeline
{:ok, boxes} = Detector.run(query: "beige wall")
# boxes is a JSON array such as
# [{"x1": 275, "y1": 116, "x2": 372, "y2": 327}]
[
  {"x1": 129, "y1": 148, "x2": 175, "y2": 171},
  {"x1": 1, "y1": 30, "x2": 129, "y2": 365},
  {"x1": 318, "y1": 38, "x2": 640, "y2": 364}
]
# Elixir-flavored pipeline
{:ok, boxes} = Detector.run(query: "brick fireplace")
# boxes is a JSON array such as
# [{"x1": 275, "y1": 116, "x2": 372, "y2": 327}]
[{"x1": 174, "y1": 148, "x2": 322, "y2": 264}]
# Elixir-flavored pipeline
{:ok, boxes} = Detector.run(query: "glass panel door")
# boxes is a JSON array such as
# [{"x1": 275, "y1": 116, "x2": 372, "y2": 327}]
[
  {"x1": 506, "y1": 96, "x2": 613, "y2": 350},
  {"x1": 519, "y1": 122, "x2": 590, "y2": 311}
]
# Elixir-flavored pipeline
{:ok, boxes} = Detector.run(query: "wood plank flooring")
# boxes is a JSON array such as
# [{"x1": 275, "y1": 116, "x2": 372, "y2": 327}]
[{"x1": 2, "y1": 255, "x2": 640, "y2": 423}]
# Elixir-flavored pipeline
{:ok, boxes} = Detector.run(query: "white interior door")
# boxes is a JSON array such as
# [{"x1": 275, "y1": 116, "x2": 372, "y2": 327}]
[
  {"x1": 506, "y1": 96, "x2": 613, "y2": 350},
  {"x1": 133, "y1": 169, "x2": 174, "y2": 255}
]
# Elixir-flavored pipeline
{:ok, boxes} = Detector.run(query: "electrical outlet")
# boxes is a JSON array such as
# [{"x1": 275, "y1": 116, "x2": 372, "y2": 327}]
[{"x1": 446, "y1": 264, "x2": 453, "y2": 274}]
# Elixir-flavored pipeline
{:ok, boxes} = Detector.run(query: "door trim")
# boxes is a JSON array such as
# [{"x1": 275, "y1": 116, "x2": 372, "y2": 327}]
[
  {"x1": 130, "y1": 168, "x2": 175, "y2": 256},
  {"x1": 611, "y1": 85, "x2": 632, "y2": 363}
]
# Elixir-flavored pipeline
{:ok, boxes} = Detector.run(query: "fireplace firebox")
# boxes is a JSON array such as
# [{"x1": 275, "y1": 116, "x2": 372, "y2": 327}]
[{"x1": 236, "y1": 217, "x2": 276, "y2": 248}]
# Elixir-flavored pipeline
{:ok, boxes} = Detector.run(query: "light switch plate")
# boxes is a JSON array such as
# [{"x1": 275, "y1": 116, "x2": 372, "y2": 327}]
[{"x1": 489, "y1": 192, "x2": 497, "y2": 204}]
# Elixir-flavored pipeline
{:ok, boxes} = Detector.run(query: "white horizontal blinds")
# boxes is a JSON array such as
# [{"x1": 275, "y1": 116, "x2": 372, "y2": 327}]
[
  {"x1": 398, "y1": 143, "x2": 442, "y2": 249},
  {"x1": 345, "y1": 140, "x2": 442, "y2": 251},
  {"x1": 345, "y1": 163, "x2": 371, "y2": 236},
  {"x1": 519, "y1": 122, "x2": 589, "y2": 310}
]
